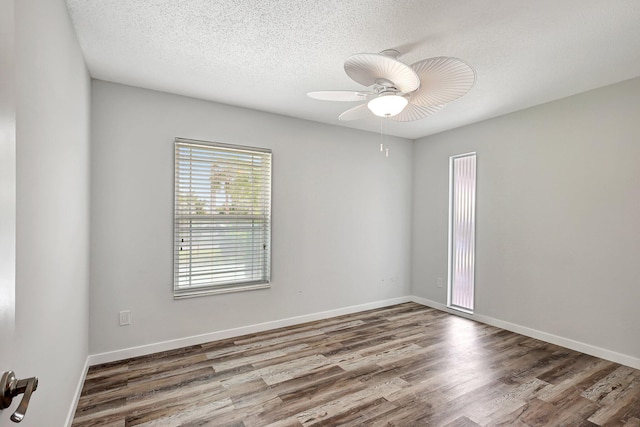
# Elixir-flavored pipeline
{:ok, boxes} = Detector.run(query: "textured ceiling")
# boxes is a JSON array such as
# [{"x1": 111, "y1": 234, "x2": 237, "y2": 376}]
[{"x1": 66, "y1": 0, "x2": 640, "y2": 139}]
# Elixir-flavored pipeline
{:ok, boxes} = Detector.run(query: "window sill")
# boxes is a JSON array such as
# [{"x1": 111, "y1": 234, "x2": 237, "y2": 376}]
[
  {"x1": 448, "y1": 305, "x2": 474, "y2": 315},
  {"x1": 174, "y1": 282, "x2": 270, "y2": 299}
]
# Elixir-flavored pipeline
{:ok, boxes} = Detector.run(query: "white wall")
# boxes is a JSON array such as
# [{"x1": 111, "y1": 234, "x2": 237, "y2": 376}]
[
  {"x1": 0, "y1": 0, "x2": 16, "y2": 341},
  {"x1": 412, "y1": 76, "x2": 640, "y2": 361},
  {"x1": 0, "y1": 0, "x2": 90, "y2": 425},
  {"x1": 90, "y1": 80, "x2": 412, "y2": 355}
]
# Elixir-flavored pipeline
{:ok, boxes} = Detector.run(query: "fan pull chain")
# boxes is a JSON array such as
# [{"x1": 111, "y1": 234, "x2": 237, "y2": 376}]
[{"x1": 379, "y1": 119, "x2": 389, "y2": 157}]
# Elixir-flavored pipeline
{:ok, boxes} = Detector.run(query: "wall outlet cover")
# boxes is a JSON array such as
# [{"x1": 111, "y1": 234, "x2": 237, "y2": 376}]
[{"x1": 119, "y1": 310, "x2": 131, "y2": 326}]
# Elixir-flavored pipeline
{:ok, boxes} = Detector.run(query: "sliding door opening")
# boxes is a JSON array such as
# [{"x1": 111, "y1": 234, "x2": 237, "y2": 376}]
[{"x1": 448, "y1": 153, "x2": 476, "y2": 312}]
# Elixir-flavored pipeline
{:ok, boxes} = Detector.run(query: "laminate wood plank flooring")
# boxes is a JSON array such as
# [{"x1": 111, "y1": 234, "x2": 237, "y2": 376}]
[{"x1": 72, "y1": 303, "x2": 640, "y2": 426}]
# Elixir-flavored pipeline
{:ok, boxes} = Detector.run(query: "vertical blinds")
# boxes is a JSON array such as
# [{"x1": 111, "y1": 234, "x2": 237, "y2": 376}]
[
  {"x1": 450, "y1": 153, "x2": 476, "y2": 311},
  {"x1": 174, "y1": 138, "x2": 272, "y2": 297}
]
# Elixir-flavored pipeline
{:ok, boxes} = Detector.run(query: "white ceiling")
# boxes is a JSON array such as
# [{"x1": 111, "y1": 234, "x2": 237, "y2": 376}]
[{"x1": 66, "y1": 0, "x2": 640, "y2": 139}]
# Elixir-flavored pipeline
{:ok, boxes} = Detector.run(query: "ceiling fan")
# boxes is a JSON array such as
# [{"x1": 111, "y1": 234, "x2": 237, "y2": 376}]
[{"x1": 307, "y1": 49, "x2": 475, "y2": 122}]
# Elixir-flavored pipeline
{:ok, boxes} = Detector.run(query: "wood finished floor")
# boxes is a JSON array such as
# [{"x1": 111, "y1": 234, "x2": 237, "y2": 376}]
[{"x1": 72, "y1": 303, "x2": 640, "y2": 426}]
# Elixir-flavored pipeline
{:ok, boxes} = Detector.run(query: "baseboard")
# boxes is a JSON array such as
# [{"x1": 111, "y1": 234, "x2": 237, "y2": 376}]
[
  {"x1": 86, "y1": 293, "x2": 639, "y2": 371},
  {"x1": 65, "y1": 355, "x2": 90, "y2": 427},
  {"x1": 88, "y1": 296, "x2": 412, "y2": 366},
  {"x1": 411, "y1": 296, "x2": 640, "y2": 370}
]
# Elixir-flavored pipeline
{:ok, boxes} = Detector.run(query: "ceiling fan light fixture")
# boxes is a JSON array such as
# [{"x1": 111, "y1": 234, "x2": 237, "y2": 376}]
[
  {"x1": 367, "y1": 94, "x2": 408, "y2": 117},
  {"x1": 308, "y1": 50, "x2": 475, "y2": 122}
]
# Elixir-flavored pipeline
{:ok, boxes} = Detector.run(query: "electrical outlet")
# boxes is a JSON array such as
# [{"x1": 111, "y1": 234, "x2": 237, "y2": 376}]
[
  {"x1": 437, "y1": 277, "x2": 444, "y2": 288},
  {"x1": 119, "y1": 310, "x2": 131, "y2": 326}
]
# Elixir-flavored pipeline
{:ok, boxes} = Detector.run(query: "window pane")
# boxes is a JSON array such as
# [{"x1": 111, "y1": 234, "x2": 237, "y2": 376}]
[
  {"x1": 449, "y1": 153, "x2": 476, "y2": 311},
  {"x1": 174, "y1": 139, "x2": 271, "y2": 297}
]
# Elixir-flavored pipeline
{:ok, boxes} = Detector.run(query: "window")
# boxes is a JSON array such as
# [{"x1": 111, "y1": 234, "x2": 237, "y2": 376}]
[
  {"x1": 448, "y1": 152, "x2": 476, "y2": 312},
  {"x1": 174, "y1": 138, "x2": 272, "y2": 298}
]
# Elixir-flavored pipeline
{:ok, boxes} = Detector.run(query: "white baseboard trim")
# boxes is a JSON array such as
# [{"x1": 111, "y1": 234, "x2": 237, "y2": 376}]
[
  {"x1": 88, "y1": 296, "x2": 413, "y2": 366},
  {"x1": 411, "y1": 296, "x2": 640, "y2": 370},
  {"x1": 65, "y1": 356, "x2": 90, "y2": 427},
  {"x1": 87, "y1": 294, "x2": 640, "y2": 369}
]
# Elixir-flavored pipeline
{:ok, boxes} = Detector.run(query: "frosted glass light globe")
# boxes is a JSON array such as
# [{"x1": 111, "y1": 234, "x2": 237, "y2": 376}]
[{"x1": 367, "y1": 95, "x2": 408, "y2": 117}]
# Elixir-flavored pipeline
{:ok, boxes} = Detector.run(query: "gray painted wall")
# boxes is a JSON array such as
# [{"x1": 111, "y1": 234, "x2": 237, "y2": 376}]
[
  {"x1": 412, "y1": 77, "x2": 640, "y2": 360},
  {"x1": 0, "y1": 0, "x2": 90, "y2": 426},
  {"x1": 89, "y1": 80, "x2": 413, "y2": 354}
]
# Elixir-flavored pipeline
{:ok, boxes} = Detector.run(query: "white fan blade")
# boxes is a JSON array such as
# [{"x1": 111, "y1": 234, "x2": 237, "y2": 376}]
[
  {"x1": 409, "y1": 57, "x2": 475, "y2": 107},
  {"x1": 388, "y1": 103, "x2": 444, "y2": 122},
  {"x1": 344, "y1": 53, "x2": 420, "y2": 93},
  {"x1": 338, "y1": 104, "x2": 371, "y2": 121},
  {"x1": 307, "y1": 90, "x2": 375, "y2": 102}
]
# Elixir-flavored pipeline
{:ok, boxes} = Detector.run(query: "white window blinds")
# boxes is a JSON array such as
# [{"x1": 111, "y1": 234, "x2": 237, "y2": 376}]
[
  {"x1": 449, "y1": 153, "x2": 476, "y2": 312},
  {"x1": 174, "y1": 138, "x2": 272, "y2": 298}
]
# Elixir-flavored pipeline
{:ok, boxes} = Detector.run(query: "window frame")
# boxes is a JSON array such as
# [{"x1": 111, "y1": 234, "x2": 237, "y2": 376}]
[
  {"x1": 173, "y1": 137, "x2": 272, "y2": 299},
  {"x1": 447, "y1": 152, "x2": 477, "y2": 313}
]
